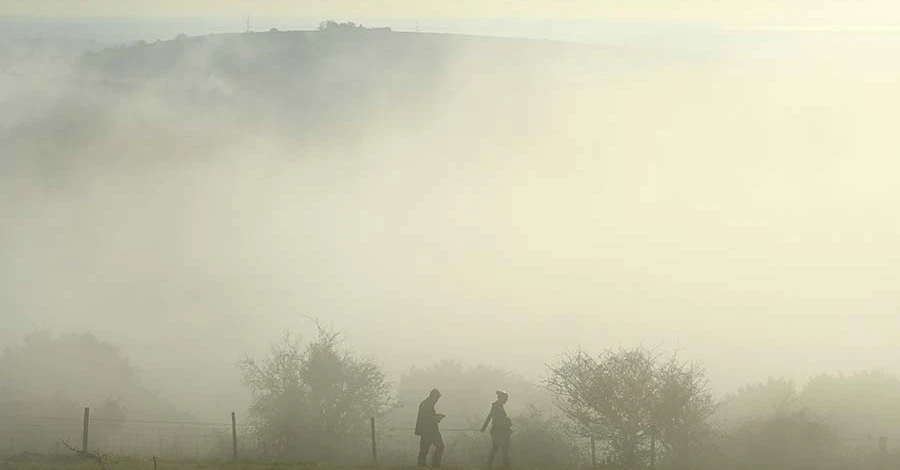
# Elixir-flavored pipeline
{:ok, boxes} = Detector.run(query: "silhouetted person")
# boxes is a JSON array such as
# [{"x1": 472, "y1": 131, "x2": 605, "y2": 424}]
[
  {"x1": 481, "y1": 390, "x2": 512, "y2": 469},
  {"x1": 415, "y1": 388, "x2": 445, "y2": 468}
]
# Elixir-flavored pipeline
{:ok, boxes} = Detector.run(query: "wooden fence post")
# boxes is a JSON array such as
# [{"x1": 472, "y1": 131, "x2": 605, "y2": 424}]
[
  {"x1": 82, "y1": 407, "x2": 90, "y2": 453},
  {"x1": 590, "y1": 436, "x2": 596, "y2": 470},
  {"x1": 879, "y1": 436, "x2": 887, "y2": 469},
  {"x1": 370, "y1": 417, "x2": 378, "y2": 467},
  {"x1": 231, "y1": 412, "x2": 238, "y2": 461}
]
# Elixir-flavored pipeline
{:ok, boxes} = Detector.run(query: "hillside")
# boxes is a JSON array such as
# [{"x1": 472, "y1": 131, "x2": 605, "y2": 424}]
[
  {"x1": 73, "y1": 28, "x2": 629, "y2": 135},
  {"x1": 0, "y1": 28, "x2": 636, "y2": 177},
  {"x1": 79, "y1": 28, "x2": 613, "y2": 86}
]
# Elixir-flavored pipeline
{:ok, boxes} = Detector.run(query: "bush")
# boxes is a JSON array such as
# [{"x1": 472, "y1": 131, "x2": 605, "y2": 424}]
[
  {"x1": 512, "y1": 405, "x2": 585, "y2": 468},
  {"x1": 699, "y1": 411, "x2": 844, "y2": 470},
  {"x1": 239, "y1": 325, "x2": 393, "y2": 462}
]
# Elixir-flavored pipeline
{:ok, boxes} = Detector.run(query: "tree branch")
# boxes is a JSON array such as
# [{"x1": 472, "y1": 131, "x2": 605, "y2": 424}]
[{"x1": 59, "y1": 440, "x2": 111, "y2": 470}]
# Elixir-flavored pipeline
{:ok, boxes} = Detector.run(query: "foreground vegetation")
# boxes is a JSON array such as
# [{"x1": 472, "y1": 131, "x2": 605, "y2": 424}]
[{"x1": 5, "y1": 329, "x2": 900, "y2": 469}]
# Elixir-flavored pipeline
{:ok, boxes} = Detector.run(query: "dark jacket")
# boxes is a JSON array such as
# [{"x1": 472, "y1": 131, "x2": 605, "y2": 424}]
[{"x1": 415, "y1": 397, "x2": 440, "y2": 436}]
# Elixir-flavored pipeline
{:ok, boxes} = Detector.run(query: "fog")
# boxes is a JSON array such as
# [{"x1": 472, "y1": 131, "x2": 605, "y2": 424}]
[{"x1": 3, "y1": 22, "x2": 900, "y2": 427}]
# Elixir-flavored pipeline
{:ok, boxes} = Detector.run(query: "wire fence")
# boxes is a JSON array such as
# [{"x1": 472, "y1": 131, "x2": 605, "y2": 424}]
[
  {"x1": 0, "y1": 412, "x2": 509, "y2": 464},
  {"x1": 0, "y1": 411, "x2": 591, "y2": 468},
  {"x1": 1, "y1": 411, "x2": 896, "y2": 469},
  {"x1": 0, "y1": 414, "x2": 236, "y2": 460}
]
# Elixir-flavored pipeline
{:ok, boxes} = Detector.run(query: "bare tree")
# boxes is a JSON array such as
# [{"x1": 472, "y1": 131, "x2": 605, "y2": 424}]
[
  {"x1": 546, "y1": 347, "x2": 715, "y2": 468},
  {"x1": 60, "y1": 440, "x2": 112, "y2": 470},
  {"x1": 239, "y1": 322, "x2": 394, "y2": 461}
]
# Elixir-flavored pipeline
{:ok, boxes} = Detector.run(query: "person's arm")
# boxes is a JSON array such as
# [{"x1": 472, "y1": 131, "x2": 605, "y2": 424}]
[
  {"x1": 415, "y1": 403, "x2": 424, "y2": 435},
  {"x1": 480, "y1": 405, "x2": 494, "y2": 432}
]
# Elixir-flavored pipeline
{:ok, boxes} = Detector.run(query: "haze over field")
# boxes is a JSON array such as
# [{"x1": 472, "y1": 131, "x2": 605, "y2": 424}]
[{"x1": 4, "y1": 8, "x2": 900, "y2": 428}]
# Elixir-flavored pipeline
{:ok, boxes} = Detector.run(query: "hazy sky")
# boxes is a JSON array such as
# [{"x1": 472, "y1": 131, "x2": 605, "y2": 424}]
[
  {"x1": 5, "y1": 3, "x2": 900, "y2": 420},
  {"x1": 7, "y1": 0, "x2": 900, "y2": 29}
]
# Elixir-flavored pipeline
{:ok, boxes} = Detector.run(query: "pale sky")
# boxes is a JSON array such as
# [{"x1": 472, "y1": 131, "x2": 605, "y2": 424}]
[{"x1": 5, "y1": 0, "x2": 900, "y2": 30}]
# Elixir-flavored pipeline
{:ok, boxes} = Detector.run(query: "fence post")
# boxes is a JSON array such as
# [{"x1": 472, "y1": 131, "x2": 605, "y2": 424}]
[
  {"x1": 650, "y1": 435, "x2": 656, "y2": 470},
  {"x1": 590, "y1": 436, "x2": 596, "y2": 470},
  {"x1": 879, "y1": 436, "x2": 887, "y2": 469},
  {"x1": 370, "y1": 417, "x2": 378, "y2": 467},
  {"x1": 231, "y1": 412, "x2": 238, "y2": 461},
  {"x1": 82, "y1": 407, "x2": 90, "y2": 453}
]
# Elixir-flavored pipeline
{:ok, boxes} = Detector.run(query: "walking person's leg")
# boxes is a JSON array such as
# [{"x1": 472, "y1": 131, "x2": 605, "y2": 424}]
[
  {"x1": 500, "y1": 433, "x2": 510, "y2": 469},
  {"x1": 431, "y1": 432, "x2": 444, "y2": 468},
  {"x1": 418, "y1": 436, "x2": 432, "y2": 467},
  {"x1": 488, "y1": 432, "x2": 499, "y2": 468}
]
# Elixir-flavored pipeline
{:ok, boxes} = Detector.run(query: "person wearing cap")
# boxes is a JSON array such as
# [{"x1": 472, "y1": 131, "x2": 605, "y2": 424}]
[
  {"x1": 481, "y1": 390, "x2": 512, "y2": 469},
  {"x1": 415, "y1": 388, "x2": 445, "y2": 468}
]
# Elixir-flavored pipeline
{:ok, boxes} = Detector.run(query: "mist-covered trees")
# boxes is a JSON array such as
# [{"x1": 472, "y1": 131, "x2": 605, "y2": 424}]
[
  {"x1": 0, "y1": 331, "x2": 179, "y2": 419},
  {"x1": 703, "y1": 410, "x2": 841, "y2": 470},
  {"x1": 713, "y1": 377, "x2": 798, "y2": 429},
  {"x1": 547, "y1": 347, "x2": 716, "y2": 469},
  {"x1": 715, "y1": 371, "x2": 900, "y2": 460},
  {"x1": 0, "y1": 331, "x2": 181, "y2": 453},
  {"x1": 239, "y1": 325, "x2": 393, "y2": 461},
  {"x1": 799, "y1": 371, "x2": 900, "y2": 445},
  {"x1": 317, "y1": 21, "x2": 389, "y2": 33}
]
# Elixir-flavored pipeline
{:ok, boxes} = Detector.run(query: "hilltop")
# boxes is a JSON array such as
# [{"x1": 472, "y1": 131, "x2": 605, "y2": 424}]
[
  {"x1": 76, "y1": 26, "x2": 647, "y2": 104},
  {"x1": 58, "y1": 27, "x2": 635, "y2": 151}
]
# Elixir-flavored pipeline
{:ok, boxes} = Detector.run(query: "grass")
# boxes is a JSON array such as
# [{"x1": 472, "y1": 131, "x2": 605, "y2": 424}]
[
  {"x1": 0, "y1": 453, "x2": 454, "y2": 470},
  {"x1": 1, "y1": 454, "x2": 364, "y2": 470}
]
